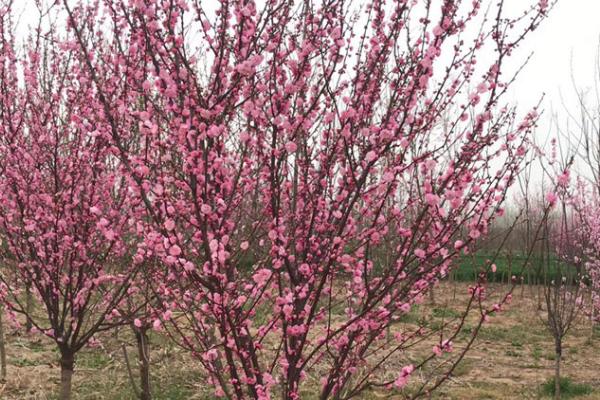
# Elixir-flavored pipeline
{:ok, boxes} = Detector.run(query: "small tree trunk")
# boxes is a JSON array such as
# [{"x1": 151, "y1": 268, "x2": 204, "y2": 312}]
[
  {"x1": 452, "y1": 278, "x2": 457, "y2": 301},
  {"x1": 25, "y1": 283, "x2": 33, "y2": 333},
  {"x1": 59, "y1": 350, "x2": 75, "y2": 400},
  {"x1": 136, "y1": 328, "x2": 151, "y2": 400},
  {"x1": 591, "y1": 310, "x2": 595, "y2": 342},
  {"x1": 0, "y1": 305, "x2": 7, "y2": 382},
  {"x1": 554, "y1": 339, "x2": 562, "y2": 400},
  {"x1": 590, "y1": 292, "x2": 596, "y2": 341}
]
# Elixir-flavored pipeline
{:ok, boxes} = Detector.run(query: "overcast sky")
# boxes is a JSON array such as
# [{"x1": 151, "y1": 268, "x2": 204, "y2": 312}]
[
  {"x1": 12, "y1": 1, "x2": 599, "y2": 108},
  {"x1": 507, "y1": 0, "x2": 600, "y2": 127},
  {"x1": 11, "y1": 0, "x2": 600, "y2": 154}
]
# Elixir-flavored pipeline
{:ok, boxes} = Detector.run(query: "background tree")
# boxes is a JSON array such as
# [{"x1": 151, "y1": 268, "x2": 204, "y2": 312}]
[
  {"x1": 63, "y1": 0, "x2": 552, "y2": 397},
  {"x1": 0, "y1": 0, "x2": 555, "y2": 398},
  {"x1": 0, "y1": 4, "x2": 144, "y2": 398},
  {"x1": 538, "y1": 198, "x2": 584, "y2": 400}
]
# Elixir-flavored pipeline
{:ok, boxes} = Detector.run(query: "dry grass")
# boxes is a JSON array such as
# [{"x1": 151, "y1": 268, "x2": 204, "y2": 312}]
[
  {"x1": 420, "y1": 283, "x2": 600, "y2": 399},
  {"x1": 0, "y1": 282, "x2": 599, "y2": 399}
]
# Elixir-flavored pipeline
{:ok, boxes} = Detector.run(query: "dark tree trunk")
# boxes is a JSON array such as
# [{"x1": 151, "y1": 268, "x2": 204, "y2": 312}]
[
  {"x1": 25, "y1": 282, "x2": 33, "y2": 333},
  {"x1": 136, "y1": 328, "x2": 151, "y2": 400},
  {"x1": 554, "y1": 338, "x2": 562, "y2": 400},
  {"x1": 59, "y1": 350, "x2": 75, "y2": 400},
  {"x1": 0, "y1": 305, "x2": 6, "y2": 382}
]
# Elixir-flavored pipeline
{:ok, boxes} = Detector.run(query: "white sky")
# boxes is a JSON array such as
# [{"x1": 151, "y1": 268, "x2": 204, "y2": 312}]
[
  {"x1": 506, "y1": 0, "x2": 600, "y2": 133},
  {"x1": 12, "y1": 0, "x2": 600, "y2": 112},
  {"x1": 10, "y1": 0, "x2": 600, "y2": 177}
]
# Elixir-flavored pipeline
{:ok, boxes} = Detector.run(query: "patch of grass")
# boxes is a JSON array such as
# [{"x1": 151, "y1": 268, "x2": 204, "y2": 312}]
[
  {"x1": 154, "y1": 384, "x2": 196, "y2": 400},
  {"x1": 431, "y1": 307, "x2": 461, "y2": 319},
  {"x1": 11, "y1": 357, "x2": 41, "y2": 367},
  {"x1": 398, "y1": 306, "x2": 421, "y2": 324},
  {"x1": 478, "y1": 324, "x2": 544, "y2": 346},
  {"x1": 505, "y1": 349, "x2": 521, "y2": 357},
  {"x1": 438, "y1": 380, "x2": 537, "y2": 399},
  {"x1": 523, "y1": 364, "x2": 545, "y2": 369},
  {"x1": 27, "y1": 340, "x2": 47, "y2": 352},
  {"x1": 428, "y1": 320, "x2": 445, "y2": 331},
  {"x1": 458, "y1": 324, "x2": 474, "y2": 339},
  {"x1": 78, "y1": 351, "x2": 112, "y2": 369},
  {"x1": 510, "y1": 339, "x2": 523, "y2": 348},
  {"x1": 568, "y1": 347, "x2": 578, "y2": 355},
  {"x1": 541, "y1": 377, "x2": 593, "y2": 398},
  {"x1": 592, "y1": 325, "x2": 600, "y2": 339},
  {"x1": 478, "y1": 326, "x2": 518, "y2": 342},
  {"x1": 453, "y1": 253, "x2": 572, "y2": 284},
  {"x1": 451, "y1": 358, "x2": 474, "y2": 377},
  {"x1": 154, "y1": 368, "x2": 204, "y2": 400}
]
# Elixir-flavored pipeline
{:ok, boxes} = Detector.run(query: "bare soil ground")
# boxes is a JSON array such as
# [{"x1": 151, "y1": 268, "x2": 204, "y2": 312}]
[
  {"x1": 420, "y1": 283, "x2": 600, "y2": 399},
  {"x1": 1, "y1": 282, "x2": 599, "y2": 399}
]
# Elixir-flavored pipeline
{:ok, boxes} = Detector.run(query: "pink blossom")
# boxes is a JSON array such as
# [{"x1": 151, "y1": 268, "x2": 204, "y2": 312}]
[
  {"x1": 164, "y1": 219, "x2": 176, "y2": 231},
  {"x1": 285, "y1": 142, "x2": 297, "y2": 153},
  {"x1": 104, "y1": 229, "x2": 116, "y2": 241},
  {"x1": 557, "y1": 170, "x2": 570, "y2": 187},
  {"x1": 184, "y1": 261, "x2": 195, "y2": 272},
  {"x1": 89, "y1": 206, "x2": 101, "y2": 215},
  {"x1": 414, "y1": 248, "x2": 426, "y2": 259},
  {"x1": 469, "y1": 229, "x2": 481, "y2": 239},
  {"x1": 365, "y1": 151, "x2": 377, "y2": 162},
  {"x1": 546, "y1": 191, "x2": 558, "y2": 206},
  {"x1": 253, "y1": 269, "x2": 272, "y2": 286},
  {"x1": 394, "y1": 365, "x2": 414, "y2": 388},
  {"x1": 169, "y1": 245, "x2": 182, "y2": 257}
]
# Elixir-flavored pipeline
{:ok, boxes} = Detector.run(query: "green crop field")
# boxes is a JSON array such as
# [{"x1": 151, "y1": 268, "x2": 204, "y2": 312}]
[{"x1": 450, "y1": 253, "x2": 583, "y2": 285}]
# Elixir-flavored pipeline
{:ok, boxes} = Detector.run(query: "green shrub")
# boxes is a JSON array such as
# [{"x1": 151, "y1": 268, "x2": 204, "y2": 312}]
[{"x1": 540, "y1": 377, "x2": 593, "y2": 398}]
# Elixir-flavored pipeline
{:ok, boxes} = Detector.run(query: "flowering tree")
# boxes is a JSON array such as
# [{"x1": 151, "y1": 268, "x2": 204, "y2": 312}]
[
  {"x1": 61, "y1": 0, "x2": 553, "y2": 398},
  {"x1": 556, "y1": 45, "x2": 600, "y2": 335},
  {"x1": 2, "y1": 0, "x2": 553, "y2": 398},
  {"x1": 536, "y1": 164, "x2": 585, "y2": 400},
  {"x1": 0, "y1": 5, "x2": 144, "y2": 398},
  {"x1": 572, "y1": 183, "x2": 600, "y2": 326}
]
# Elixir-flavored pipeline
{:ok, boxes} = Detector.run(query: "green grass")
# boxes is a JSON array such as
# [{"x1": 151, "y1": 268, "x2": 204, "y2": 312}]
[
  {"x1": 431, "y1": 307, "x2": 462, "y2": 319},
  {"x1": 398, "y1": 305, "x2": 422, "y2": 324},
  {"x1": 592, "y1": 325, "x2": 600, "y2": 339},
  {"x1": 540, "y1": 377, "x2": 593, "y2": 398},
  {"x1": 78, "y1": 351, "x2": 112, "y2": 369},
  {"x1": 451, "y1": 253, "x2": 581, "y2": 284},
  {"x1": 505, "y1": 349, "x2": 521, "y2": 357},
  {"x1": 153, "y1": 384, "x2": 196, "y2": 400},
  {"x1": 451, "y1": 358, "x2": 475, "y2": 377},
  {"x1": 11, "y1": 357, "x2": 41, "y2": 367}
]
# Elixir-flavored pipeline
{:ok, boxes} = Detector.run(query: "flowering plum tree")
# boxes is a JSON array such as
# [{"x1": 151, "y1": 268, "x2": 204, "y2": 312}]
[
  {"x1": 2, "y1": 0, "x2": 553, "y2": 398},
  {"x1": 61, "y1": 0, "x2": 553, "y2": 398},
  {"x1": 533, "y1": 160, "x2": 585, "y2": 400},
  {"x1": 554, "y1": 47, "x2": 600, "y2": 338},
  {"x1": 571, "y1": 184, "x2": 600, "y2": 327},
  {"x1": 0, "y1": 5, "x2": 144, "y2": 398}
]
